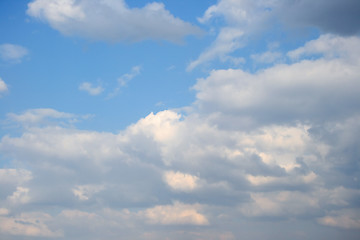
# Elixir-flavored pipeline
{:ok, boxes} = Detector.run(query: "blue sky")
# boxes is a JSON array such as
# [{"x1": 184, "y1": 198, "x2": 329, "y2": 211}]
[{"x1": 1, "y1": 0, "x2": 360, "y2": 239}]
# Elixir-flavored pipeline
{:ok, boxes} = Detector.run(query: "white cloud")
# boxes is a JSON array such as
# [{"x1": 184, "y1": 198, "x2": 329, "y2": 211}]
[
  {"x1": 127, "y1": 110, "x2": 181, "y2": 143},
  {"x1": 163, "y1": 171, "x2": 199, "y2": 192},
  {"x1": 187, "y1": 27, "x2": 244, "y2": 71},
  {"x1": 192, "y1": 35, "x2": 360, "y2": 127},
  {"x1": 79, "y1": 82, "x2": 104, "y2": 96},
  {"x1": 0, "y1": 77, "x2": 8, "y2": 95},
  {"x1": 0, "y1": 44, "x2": 28, "y2": 63},
  {"x1": 27, "y1": 0, "x2": 202, "y2": 43},
  {"x1": 0, "y1": 34, "x2": 360, "y2": 237},
  {"x1": 191, "y1": 0, "x2": 360, "y2": 70},
  {"x1": 143, "y1": 201, "x2": 209, "y2": 225},
  {"x1": 189, "y1": 0, "x2": 275, "y2": 70},
  {"x1": 287, "y1": 34, "x2": 360, "y2": 62}
]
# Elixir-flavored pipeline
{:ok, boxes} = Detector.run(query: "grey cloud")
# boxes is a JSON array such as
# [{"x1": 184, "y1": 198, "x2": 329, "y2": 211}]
[
  {"x1": 1, "y1": 108, "x2": 360, "y2": 238},
  {"x1": 279, "y1": 0, "x2": 360, "y2": 35}
]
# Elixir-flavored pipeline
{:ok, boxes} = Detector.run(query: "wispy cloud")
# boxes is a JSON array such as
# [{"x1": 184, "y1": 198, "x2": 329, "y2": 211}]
[
  {"x1": 0, "y1": 44, "x2": 28, "y2": 63},
  {"x1": 107, "y1": 66, "x2": 141, "y2": 98},
  {"x1": 79, "y1": 82, "x2": 104, "y2": 96}
]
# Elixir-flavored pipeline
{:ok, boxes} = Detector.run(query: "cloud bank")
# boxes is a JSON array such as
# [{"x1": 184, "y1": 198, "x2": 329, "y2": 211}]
[{"x1": 1, "y1": 34, "x2": 360, "y2": 239}]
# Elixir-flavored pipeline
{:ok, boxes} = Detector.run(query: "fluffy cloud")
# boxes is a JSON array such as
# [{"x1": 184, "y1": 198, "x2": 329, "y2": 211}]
[
  {"x1": 192, "y1": 35, "x2": 360, "y2": 128},
  {"x1": 27, "y1": 0, "x2": 202, "y2": 43},
  {"x1": 1, "y1": 34, "x2": 360, "y2": 239},
  {"x1": 163, "y1": 171, "x2": 200, "y2": 192},
  {"x1": 0, "y1": 44, "x2": 28, "y2": 63},
  {"x1": 190, "y1": 0, "x2": 360, "y2": 70}
]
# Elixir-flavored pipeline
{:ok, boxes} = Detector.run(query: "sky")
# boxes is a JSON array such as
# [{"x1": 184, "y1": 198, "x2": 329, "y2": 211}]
[{"x1": 0, "y1": 0, "x2": 360, "y2": 239}]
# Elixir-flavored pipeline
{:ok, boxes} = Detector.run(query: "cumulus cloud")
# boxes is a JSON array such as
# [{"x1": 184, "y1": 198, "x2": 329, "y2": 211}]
[
  {"x1": 0, "y1": 169, "x2": 32, "y2": 201},
  {"x1": 26, "y1": 0, "x2": 202, "y2": 43},
  {"x1": 190, "y1": 0, "x2": 360, "y2": 70},
  {"x1": 163, "y1": 171, "x2": 199, "y2": 192},
  {"x1": 0, "y1": 44, "x2": 28, "y2": 63},
  {"x1": 1, "y1": 34, "x2": 360, "y2": 239},
  {"x1": 192, "y1": 35, "x2": 360, "y2": 128}
]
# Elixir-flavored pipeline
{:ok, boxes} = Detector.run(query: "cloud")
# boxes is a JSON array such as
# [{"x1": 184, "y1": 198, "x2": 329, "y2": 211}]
[
  {"x1": 0, "y1": 169, "x2": 32, "y2": 201},
  {"x1": 1, "y1": 35, "x2": 360, "y2": 238},
  {"x1": 190, "y1": 0, "x2": 360, "y2": 70},
  {"x1": 108, "y1": 65, "x2": 141, "y2": 98},
  {"x1": 0, "y1": 77, "x2": 8, "y2": 96},
  {"x1": 6, "y1": 108, "x2": 89, "y2": 128},
  {"x1": 188, "y1": 0, "x2": 275, "y2": 70},
  {"x1": 251, "y1": 51, "x2": 283, "y2": 64},
  {"x1": 278, "y1": 0, "x2": 360, "y2": 36},
  {"x1": 117, "y1": 66, "x2": 141, "y2": 87},
  {"x1": 7, "y1": 187, "x2": 30, "y2": 205},
  {"x1": 27, "y1": 0, "x2": 202, "y2": 43},
  {"x1": 0, "y1": 44, "x2": 28, "y2": 63},
  {"x1": 79, "y1": 82, "x2": 104, "y2": 96},
  {"x1": 192, "y1": 35, "x2": 360, "y2": 128},
  {"x1": 287, "y1": 34, "x2": 360, "y2": 61},
  {"x1": 0, "y1": 212, "x2": 62, "y2": 238},
  {"x1": 187, "y1": 27, "x2": 244, "y2": 71},
  {"x1": 318, "y1": 209, "x2": 360, "y2": 229},
  {"x1": 163, "y1": 171, "x2": 199, "y2": 192},
  {"x1": 72, "y1": 184, "x2": 105, "y2": 201},
  {"x1": 143, "y1": 201, "x2": 209, "y2": 225}
]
